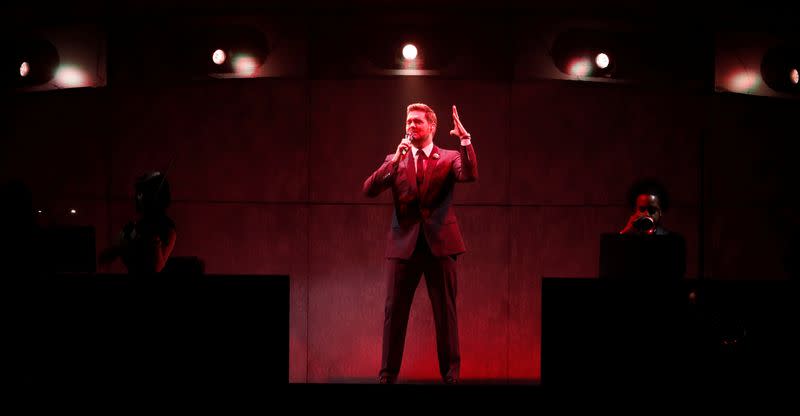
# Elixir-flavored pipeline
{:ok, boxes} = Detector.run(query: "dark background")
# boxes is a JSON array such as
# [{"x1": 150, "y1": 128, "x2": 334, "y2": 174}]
[{"x1": 2, "y1": 1, "x2": 798, "y2": 383}]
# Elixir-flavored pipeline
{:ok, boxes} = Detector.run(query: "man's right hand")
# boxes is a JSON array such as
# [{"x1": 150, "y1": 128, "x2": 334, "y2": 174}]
[
  {"x1": 619, "y1": 212, "x2": 656, "y2": 234},
  {"x1": 391, "y1": 138, "x2": 412, "y2": 165},
  {"x1": 620, "y1": 212, "x2": 647, "y2": 234}
]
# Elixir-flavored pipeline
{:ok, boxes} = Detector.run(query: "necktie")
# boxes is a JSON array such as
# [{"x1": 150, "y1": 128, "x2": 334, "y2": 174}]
[{"x1": 416, "y1": 150, "x2": 426, "y2": 185}]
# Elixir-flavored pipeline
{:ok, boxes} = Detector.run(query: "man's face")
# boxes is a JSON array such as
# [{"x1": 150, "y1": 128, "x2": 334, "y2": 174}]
[
  {"x1": 406, "y1": 110, "x2": 435, "y2": 143},
  {"x1": 635, "y1": 194, "x2": 662, "y2": 225}
]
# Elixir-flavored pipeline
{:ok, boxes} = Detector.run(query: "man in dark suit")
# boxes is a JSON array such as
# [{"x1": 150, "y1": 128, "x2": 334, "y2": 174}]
[{"x1": 363, "y1": 103, "x2": 478, "y2": 384}]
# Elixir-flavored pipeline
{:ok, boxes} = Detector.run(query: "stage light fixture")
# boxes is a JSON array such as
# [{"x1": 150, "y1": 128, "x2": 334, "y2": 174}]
[
  {"x1": 402, "y1": 44, "x2": 418, "y2": 60},
  {"x1": 4, "y1": 38, "x2": 60, "y2": 87},
  {"x1": 212, "y1": 48, "x2": 227, "y2": 65},
  {"x1": 198, "y1": 25, "x2": 269, "y2": 77},
  {"x1": 551, "y1": 30, "x2": 619, "y2": 79},
  {"x1": 596, "y1": 52, "x2": 610, "y2": 69},
  {"x1": 760, "y1": 45, "x2": 799, "y2": 94}
]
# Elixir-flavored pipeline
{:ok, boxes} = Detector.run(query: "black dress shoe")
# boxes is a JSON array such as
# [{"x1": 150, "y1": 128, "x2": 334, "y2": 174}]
[
  {"x1": 444, "y1": 376, "x2": 459, "y2": 384},
  {"x1": 378, "y1": 375, "x2": 396, "y2": 384}
]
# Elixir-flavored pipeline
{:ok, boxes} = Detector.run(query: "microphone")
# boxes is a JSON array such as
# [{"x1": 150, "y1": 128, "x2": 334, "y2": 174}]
[
  {"x1": 401, "y1": 132, "x2": 412, "y2": 156},
  {"x1": 633, "y1": 216, "x2": 655, "y2": 232}
]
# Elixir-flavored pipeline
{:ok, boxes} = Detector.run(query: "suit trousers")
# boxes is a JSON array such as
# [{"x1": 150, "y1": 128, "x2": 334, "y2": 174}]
[{"x1": 379, "y1": 229, "x2": 460, "y2": 381}]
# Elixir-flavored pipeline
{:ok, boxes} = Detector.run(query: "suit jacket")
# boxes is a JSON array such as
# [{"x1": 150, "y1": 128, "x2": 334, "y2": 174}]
[{"x1": 363, "y1": 143, "x2": 478, "y2": 259}]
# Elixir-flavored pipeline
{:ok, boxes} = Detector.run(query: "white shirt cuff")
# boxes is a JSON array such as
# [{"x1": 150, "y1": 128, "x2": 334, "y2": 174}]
[{"x1": 460, "y1": 138, "x2": 472, "y2": 146}]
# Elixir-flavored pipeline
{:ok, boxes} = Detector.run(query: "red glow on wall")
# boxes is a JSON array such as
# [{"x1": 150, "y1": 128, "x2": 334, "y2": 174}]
[
  {"x1": 54, "y1": 65, "x2": 90, "y2": 88},
  {"x1": 233, "y1": 55, "x2": 259, "y2": 76},
  {"x1": 567, "y1": 57, "x2": 592, "y2": 78},
  {"x1": 728, "y1": 70, "x2": 760, "y2": 93}
]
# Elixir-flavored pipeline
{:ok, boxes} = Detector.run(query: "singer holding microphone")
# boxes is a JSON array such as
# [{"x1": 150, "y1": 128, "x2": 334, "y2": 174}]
[{"x1": 363, "y1": 103, "x2": 478, "y2": 384}]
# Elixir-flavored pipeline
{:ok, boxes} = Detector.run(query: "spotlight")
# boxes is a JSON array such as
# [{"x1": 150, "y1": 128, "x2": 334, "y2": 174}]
[
  {"x1": 548, "y1": 28, "x2": 686, "y2": 82},
  {"x1": 402, "y1": 44, "x2": 418, "y2": 60},
  {"x1": 760, "y1": 45, "x2": 800, "y2": 94},
  {"x1": 596, "y1": 52, "x2": 610, "y2": 69},
  {"x1": 362, "y1": 29, "x2": 454, "y2": 73},
  {"x1": 5, "y1": 38, "x2": 60, "y2": 87},
  {"x1": 212, "y1": 49, "x2": 227, "y2": 65},
  {"x1": 551, "y1": 30, "x2": 619, "y2": 79},
  {"x1": 198, "y1": 25, "x2": 269, "y2": 77}
]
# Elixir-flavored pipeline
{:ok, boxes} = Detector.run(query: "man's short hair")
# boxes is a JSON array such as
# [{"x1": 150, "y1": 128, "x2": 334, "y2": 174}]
[
  {"x1": 627, "y1": 178, "x2": 670, "y2": 212},
  {"x1": 135, "y1": 171, "x2": 171, "y2": 210},
  {"x1": 407, "y1": 103, "x2": 437, "y2": 126}
]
